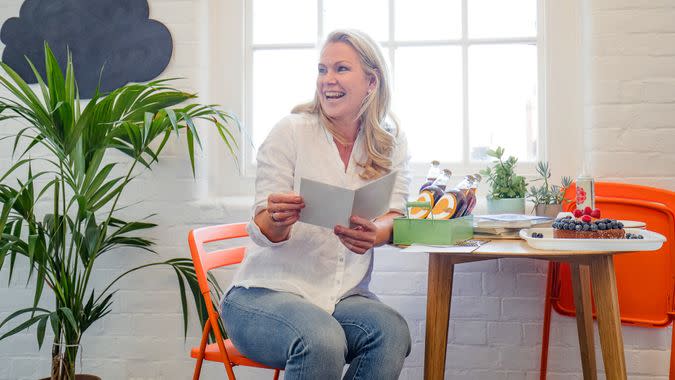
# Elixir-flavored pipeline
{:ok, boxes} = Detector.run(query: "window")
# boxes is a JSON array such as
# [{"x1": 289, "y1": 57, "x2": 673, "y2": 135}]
[{"x1": 245, "y1": 0, "x2": 542, "y2": 174}]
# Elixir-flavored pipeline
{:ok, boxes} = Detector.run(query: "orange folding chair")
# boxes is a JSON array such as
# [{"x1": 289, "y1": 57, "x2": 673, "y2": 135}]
[
  {"x1": 540, "y1": 182, "x2": 675, "y2": 379},
  {"x1": 189, "y1": 223, "x2": 282, "y2": 380}
]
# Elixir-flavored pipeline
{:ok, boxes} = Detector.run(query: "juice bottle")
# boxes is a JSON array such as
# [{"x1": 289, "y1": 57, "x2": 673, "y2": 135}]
[
  {"x1": 423, "y1": 168, "x2": 451, "y2": 202},
  {"x1": 411, "y1": 169, "x2": 451, "y2": 219},
  {"x1": 419, "y1": 160, "x2": 441, "y2": 192},
  {"x1": 428, "y1": 170, "x2": 469, "y2": 220},
  {"x1": 445, "y1": 175, "x2": 473, "y2": 218},
  {"x1": 461, "y1": 173, "x2": 481, "y2": 216}
]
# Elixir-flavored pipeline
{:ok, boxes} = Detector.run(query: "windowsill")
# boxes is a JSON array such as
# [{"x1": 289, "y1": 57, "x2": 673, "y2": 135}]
[{"x1": 189, "y1": 196, "x2": 255, "y2": 223}]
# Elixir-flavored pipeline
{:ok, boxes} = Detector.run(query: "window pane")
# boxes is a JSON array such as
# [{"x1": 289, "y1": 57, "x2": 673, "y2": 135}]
[
  {"x1": 394, "y1": 46, "x2": 463, "y2": 163},
  {"x1": 468, "y1": 44, "x2": 538, "y2": 162},
  {"x1": 395, "y1": 0, "x2": 461, "y2": 41},
  {"x1": 253, "y1": 0, "x2": 317, "y2": 44},
  {"x1": 252, "y1": 49, "x2": 317, "y2": 148},
  {"x1": 323, "y1": 0, "x2": 389, "y2": 42},
  {"x1": 468, "y1": 0, "x2": 537, "y2": 39}
]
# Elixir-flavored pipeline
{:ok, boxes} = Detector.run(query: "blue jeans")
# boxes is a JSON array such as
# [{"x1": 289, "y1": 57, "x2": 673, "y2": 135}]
[{"x1": 220, "y1": 287, "x2": 411, "y2": 380}]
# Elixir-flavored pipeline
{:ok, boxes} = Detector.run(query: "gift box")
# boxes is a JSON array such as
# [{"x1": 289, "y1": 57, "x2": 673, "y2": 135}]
[{"x1": 393, "y1": 201, "x2": 474, "y2": 245}]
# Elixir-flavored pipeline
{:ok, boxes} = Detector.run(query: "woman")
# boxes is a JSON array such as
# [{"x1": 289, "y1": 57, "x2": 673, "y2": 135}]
[{"x1": 220, "y1": 29, "x2": 411, "y2": 379}]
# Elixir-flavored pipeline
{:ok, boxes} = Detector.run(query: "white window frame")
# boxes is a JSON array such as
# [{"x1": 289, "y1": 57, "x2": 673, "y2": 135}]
[
  {"x1": 202, "y1": 0, "x2": 585, "y2": 197},
  {"x1": 243, "y1": 0, "x2": 545, "y2": 177}
]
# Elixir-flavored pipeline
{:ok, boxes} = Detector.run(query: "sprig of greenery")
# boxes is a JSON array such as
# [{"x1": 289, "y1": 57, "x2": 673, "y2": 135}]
[
  {"x1": 526, "y1": 161, "x2": 572, "y2": 205},
  {"x1": 479, "y1": 146, "x2": 527, "y2": 199}
]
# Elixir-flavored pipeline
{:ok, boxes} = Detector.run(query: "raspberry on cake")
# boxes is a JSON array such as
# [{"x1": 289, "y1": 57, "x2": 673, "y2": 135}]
[{"x1": 552, "y1": 208, "x2": 625, "y2": 239}]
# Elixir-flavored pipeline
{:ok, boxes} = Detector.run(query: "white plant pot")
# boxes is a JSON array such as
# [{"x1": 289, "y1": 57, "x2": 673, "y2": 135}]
[{"x1": 486, "y1": 197, "x2": 526, "y2": 214}]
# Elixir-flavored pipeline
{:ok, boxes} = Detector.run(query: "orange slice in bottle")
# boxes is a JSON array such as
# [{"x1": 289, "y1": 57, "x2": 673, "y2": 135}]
[
  {"x1": 409, "y1": 191, "x2": 434, "y2": 219},
  {"x1": 427, "y1": 193, "x2": 458, "y2": 220}
]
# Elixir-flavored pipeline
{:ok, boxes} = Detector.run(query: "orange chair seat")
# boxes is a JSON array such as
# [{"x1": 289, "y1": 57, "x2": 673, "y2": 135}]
[{"x1": 191, "y1": 339, "x2": 276, "y2": 369}]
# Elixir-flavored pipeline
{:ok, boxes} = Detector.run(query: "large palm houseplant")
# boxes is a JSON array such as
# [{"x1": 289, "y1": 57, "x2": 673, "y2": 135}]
[{"x1": 0, "y1": 44, "x2": 237, "y2": 379}]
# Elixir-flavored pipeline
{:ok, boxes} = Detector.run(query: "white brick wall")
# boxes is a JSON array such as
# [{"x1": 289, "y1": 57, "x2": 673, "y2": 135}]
[{"x1": 1, "y1": 0, "x2": 674, "y2": 379}]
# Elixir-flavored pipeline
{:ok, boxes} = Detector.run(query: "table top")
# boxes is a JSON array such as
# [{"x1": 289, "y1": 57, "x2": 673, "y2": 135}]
[{"x1": 398, "y1": 238, "x2": 618, "y2": 260}]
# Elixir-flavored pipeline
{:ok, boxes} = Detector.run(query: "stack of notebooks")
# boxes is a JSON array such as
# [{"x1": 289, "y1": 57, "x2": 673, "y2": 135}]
[{"x1": 473, "y1": 214, "x2": 553, "y2": 239}]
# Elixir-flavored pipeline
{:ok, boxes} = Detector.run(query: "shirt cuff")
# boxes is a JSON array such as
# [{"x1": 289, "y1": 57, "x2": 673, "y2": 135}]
[{"x1": 246, "y1": 218, "x2": 292, "y2": 247}]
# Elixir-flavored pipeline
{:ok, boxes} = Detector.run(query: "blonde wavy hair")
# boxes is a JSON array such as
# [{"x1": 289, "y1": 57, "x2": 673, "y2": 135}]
[{"x1": 291, "y1": 29, "x2": 398, "y2": 180}]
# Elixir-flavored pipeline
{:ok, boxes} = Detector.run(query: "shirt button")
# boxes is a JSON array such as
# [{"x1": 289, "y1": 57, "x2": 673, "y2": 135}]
[{"x1": 339, "y1": 257, "x2": 344, "y2": 263}]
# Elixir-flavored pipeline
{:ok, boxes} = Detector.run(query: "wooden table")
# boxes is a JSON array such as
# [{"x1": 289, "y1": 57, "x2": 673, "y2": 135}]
[{"x1": 421, "y1": 239, "x2": 627, "y2": 380}]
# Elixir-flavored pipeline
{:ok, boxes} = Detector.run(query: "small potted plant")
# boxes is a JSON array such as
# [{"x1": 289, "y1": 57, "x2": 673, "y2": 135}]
[
  {"x1": 527, "y1": 161, "x2": 572, "y2": 218},
  {"x1": 479, "y1": 146, "x2": 528, "y2": 214}
]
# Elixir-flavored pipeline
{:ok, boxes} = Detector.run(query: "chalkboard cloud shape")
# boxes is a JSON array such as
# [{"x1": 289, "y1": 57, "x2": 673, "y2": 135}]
[{"x1": 0, "y1": 0, "x2": 173, "y2": 98}]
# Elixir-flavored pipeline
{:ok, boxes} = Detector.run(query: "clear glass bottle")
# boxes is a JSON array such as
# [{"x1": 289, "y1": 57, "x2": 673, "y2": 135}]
[{"x1": 576, "y1": 174, "x2": 595, "y2": 210}]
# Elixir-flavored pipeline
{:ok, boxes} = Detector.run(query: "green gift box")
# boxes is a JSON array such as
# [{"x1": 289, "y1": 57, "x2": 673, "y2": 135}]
[{"x1": 393, "y1": 201, "x2": 474, "y2": 245}]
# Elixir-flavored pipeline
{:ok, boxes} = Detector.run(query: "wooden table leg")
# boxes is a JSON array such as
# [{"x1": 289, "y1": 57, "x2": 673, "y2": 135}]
[
  {"x1": 589, "y1": 255, "x2": 627, "y2": 380},
  {"x1": 424, "y1": 253, "x2": 455, "y2": 380},
  {"x1": 570, "y1": 263, "x2": 597, "y2": 380}
]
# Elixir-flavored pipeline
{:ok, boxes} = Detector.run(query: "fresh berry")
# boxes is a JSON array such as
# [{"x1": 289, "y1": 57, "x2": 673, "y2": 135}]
[
  {"x1": 617, "y1": 222, "x2": 624, "y2": 228},
  {"x1": 590, "y1": 224, "x2": 598, "y2": 231},
  {"x1": 583, "y1": 206, "x2": 593, "y2": 215},
  {"x1": 598, "y1": 222, "x2": 606, "y2": 230},
  {"x1": 575, "y1": 225, "x2": 582, "y2": 231},
  {"x1": 573, "y1": 209, "x2": 583, "y2": 218},
  {"x1": 581, "y1": 215, "x2": 592, "y2": 223},
  {"x1": 591, "y1": 208, "x2": 601, "y2": 218},
  {"x1": 582, "y1": 224, "x2": 590, "y2": 231}
]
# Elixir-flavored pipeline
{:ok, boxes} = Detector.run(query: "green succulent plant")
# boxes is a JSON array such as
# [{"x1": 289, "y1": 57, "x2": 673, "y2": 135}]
[
  {"x1": 479, "y1": 146, "x2": 527, "y2": 199},
  {"x1": 526, "y1": 161, "x2": 572, "y2": 205},
  {"x1": 0, "y1": 43, "x2": 235, "y2": 379}
]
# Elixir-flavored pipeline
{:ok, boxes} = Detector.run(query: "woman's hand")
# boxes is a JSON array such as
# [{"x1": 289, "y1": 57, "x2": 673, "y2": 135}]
[
  {"x1": 334, "y1": 216, "x2": 378, "y2": 254},
  {"x1": 266, "y1": 192, "x2": 305, "y2": 226},
  {"x1": 255, "y1": 192, "x2": 304, "y2": 242}
]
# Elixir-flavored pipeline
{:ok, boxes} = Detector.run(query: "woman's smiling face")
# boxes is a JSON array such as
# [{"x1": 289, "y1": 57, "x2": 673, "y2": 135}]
[{"x1": 317, "y1": 42, "x2": 374, "y2": 125}]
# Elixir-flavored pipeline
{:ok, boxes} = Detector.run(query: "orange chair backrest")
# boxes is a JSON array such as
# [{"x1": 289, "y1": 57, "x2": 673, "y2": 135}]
[
  {"x1": 189, "y1": 223, "x2": 249, "y2": 295},
  {"x1": 188, "y1": 223, "x2": 249, "y2": 369},
  {"x1": 555, "y1": 182, "x2": 675, "y2": 327}
]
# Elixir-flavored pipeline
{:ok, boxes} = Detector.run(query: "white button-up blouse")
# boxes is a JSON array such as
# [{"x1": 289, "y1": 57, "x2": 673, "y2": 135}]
[{"x1": 228, "y1": 113, "x2": 411, "y2": 313}]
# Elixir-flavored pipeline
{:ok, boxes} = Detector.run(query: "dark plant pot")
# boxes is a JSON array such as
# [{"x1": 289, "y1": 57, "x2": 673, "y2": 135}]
[
  {"x1": 39, "y1": 375, "x2": 101, "y2": 380},
  {"x1": 534, "y1": 204, "x2": 563, "y2": 219}
]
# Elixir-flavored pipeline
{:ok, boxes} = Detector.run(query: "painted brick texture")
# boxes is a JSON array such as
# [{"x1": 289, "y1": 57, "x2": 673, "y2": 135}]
[{"x1": 1, "y1": 0, "x2": 674, "y2": 379}]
